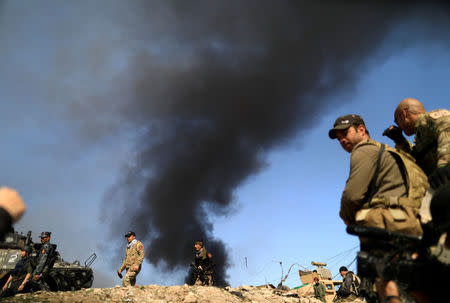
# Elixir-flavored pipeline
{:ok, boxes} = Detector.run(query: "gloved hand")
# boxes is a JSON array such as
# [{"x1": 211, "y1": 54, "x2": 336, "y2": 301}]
[
  {"x1": 428, "y1": 166, "x2": 450, "y2": 191},
  {"x1": 382, "y1": 125, "x2": 406, "y2": 144}
]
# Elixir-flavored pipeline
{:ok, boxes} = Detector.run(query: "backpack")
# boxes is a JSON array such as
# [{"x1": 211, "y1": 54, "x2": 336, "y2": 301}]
[{"x1": 364, "y1": 142, "x2": 429, "y2": 210}]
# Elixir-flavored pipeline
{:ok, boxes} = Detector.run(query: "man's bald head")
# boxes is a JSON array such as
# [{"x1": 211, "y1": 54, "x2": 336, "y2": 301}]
[
  {"x1": 395, "y1": 98, "x2": 426, "y2": 136},
  {"x1": 396, "y1": 98, "x2": 425, "y2": 116}
]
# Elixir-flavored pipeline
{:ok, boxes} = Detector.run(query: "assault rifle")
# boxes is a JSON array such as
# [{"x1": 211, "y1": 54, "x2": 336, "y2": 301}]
[{"x1": 346, "y1": 225, "x2": 448, "y2": 303}]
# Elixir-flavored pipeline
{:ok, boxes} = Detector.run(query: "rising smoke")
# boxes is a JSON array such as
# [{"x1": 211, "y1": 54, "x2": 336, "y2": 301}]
[
  {"x1": 1, "y1": 1, "x2": 449, "y2": 285},
  {"x1": 97, "y1": 1, "x2": 449, "y2": 284}
]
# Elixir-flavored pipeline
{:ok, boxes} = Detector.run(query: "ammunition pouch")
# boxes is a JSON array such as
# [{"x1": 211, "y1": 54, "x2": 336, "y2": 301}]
[
  {"x1": 356, "y1": 202, "x2": 422, "y2": 236},
  {"x1": 363, "y1": 196, "x2": 421, "y2": 212}
]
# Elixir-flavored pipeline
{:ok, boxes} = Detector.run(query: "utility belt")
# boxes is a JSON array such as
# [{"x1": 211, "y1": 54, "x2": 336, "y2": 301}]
[{"x1": 362, "y1": 196, "x2": 421, "y2": 211}]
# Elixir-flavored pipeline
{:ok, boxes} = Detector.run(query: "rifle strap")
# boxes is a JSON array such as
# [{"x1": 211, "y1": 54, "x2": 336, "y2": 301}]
[{"x1": 365, "y1": 144, "x2": 385, "y2": 207}]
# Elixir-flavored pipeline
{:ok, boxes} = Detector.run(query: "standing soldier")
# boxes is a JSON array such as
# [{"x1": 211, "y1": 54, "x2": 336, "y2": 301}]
[
  {"x1": 117, "y1": 231, "x2": 145, "y2": 287},
  {"x1": 190, "y1": 241, "x2": 215, "y2": 286},
  {"x1": 31, "y1": 231, "x2": 55, "y2": 290},
  {"x1": 383, "y1": 98, "x2": 450, "y2": 221},
  {"x1": 329, "y1": 114, "x2": 429, "y2": 303},
  {"x1": 328, "y1": 114, "x2": 427, "y2": 235}
]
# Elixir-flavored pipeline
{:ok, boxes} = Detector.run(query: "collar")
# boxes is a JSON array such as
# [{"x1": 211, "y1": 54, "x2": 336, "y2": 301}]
[{"x1": 127, "y1": 239, "x2": 137, "y2": 249}]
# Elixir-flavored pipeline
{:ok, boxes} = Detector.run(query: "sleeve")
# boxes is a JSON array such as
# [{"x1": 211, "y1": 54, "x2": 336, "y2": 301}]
[
  {"x1": 436, "y1": 115, "x2": 450, "y2": 168},
  {"x1": 25, "y1": 260, "x2": 33, "y2": 274},
  {"x1": 339, "y1": 145, "x2": 378, "y2": 224},
  {"x1": 33, "y1": 245, "x2": 51, "y2": 275},
  {"x1": 0, "y1": 207, "x2": 12, "y2": 240},
  {"x1": 133, "y1": 242, "x2": 145, "y2": 267},
  {"x1": 319, "y1": 283, "x2": 326, "y2": 296},
  {"x1": 119, "y1": 250, "x2": 127, "y2": 271}
]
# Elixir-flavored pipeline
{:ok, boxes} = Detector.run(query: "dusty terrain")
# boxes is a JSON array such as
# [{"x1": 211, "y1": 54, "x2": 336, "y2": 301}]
[{"x1": 0, "y1": 284, "x2": 364, "y2": 303}]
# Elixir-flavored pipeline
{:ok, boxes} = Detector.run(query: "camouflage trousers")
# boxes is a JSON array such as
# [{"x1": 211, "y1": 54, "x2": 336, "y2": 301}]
[
  {"x1": 123, "y1": 269, "x2": 139, "y2": 287},
  {"x1": 193, "y1": 271, "x2": 214, "y2": 286}
]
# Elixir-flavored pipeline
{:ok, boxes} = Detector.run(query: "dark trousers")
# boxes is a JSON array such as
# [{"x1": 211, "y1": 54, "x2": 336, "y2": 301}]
[{"x1": 0, "y1": 278, "x2": 30, "y2": 298}]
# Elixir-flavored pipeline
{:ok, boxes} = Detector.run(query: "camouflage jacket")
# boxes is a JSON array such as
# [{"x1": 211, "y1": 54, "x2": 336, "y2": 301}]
[
  {"x1": 120, "y1": 240, "x2": 145, "y2": 271},
  {"x1": 33, "y1": 242, "x2": 53, "y2": 275},
  {"x1": 396, "y1": 109, "x2": 450, "y2": 176}
]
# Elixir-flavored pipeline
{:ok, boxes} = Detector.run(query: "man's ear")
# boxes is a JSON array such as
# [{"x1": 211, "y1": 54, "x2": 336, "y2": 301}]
[{"x1": 357, "y1": 124, "x2": 366, "y2": 134}]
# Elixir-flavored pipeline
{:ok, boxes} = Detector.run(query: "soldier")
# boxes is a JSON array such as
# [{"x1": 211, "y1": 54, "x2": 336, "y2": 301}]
[
  {"x1": 383, "y1": 98, "x2": 449, "y2": 177},
  {"x1": 329, "y1": 114, "x2": 428, "y2": 236},
  {"x1": 384, "y1": 98, "x2": 450, "y2": 223},
  {"x1": 190, "y1": 241, "x2": 214, "y2": 286},
  {"x1": 31, "y1": 231, "x2": 55, "y2": 291},
  {"x1": 335, "y1": 266, "x2": 360, "y2": 302},
  {"x1": 0, "y1": 246, "x2": 33, "y2": 298},
  {"x1": 117, "y1": 231, "x2": 145, "y2": 287},
  {"x1": 313, "y1": 277, "x2": 326, "y2": 302}
]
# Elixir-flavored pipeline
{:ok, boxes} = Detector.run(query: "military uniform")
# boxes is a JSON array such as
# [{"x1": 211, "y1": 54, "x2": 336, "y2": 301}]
[
  {"x1": 30, "y1": 231, "x2": 56, "y2": 291},
  {"x1": 340, "y1": 139, "x2": 427, "y2": 236},
  {"x1": 313, "y1": 281, "x2": 326, "y2": 302},
  {"x1": 396, "y1": 109, "x2": 450, "y2": 176},
  {"x1": 191, "y1": 245, "x2": 214, "y2": 286},
  {"x1": 119, "y1": 239, "x2": 145, "y2": 286}
]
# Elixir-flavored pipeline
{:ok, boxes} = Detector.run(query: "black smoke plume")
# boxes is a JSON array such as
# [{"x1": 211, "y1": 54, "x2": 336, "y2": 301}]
[{"x1": 94, "y1": 1, "x2": 449, "y2": 284}]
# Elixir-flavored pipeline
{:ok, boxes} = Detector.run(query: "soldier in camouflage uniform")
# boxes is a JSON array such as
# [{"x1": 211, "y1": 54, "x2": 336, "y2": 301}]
[
  {"x1": 31, "y1": 231, "x2": 55, "y2": 291},
  {"x1": 383, "y1": 98, "x2": 450, "y2": 223},
  {"x1": 384, "y1": 98, "x2": 450, "y2": 176},
  {"x1": 117, "y1": 231, "x2": 145, "y2": 287},
  {"x1": 190, "y1": 241, "x2": 215, "y2": 286}
]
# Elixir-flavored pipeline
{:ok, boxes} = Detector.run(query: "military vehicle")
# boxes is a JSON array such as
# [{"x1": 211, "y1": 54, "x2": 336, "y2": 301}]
[
  {"x1": 0, "y1": 230, "x2": 96, "y2": 292},
  {"x1": 295, "y1": 261, "x2": 343, "y2": 303}
]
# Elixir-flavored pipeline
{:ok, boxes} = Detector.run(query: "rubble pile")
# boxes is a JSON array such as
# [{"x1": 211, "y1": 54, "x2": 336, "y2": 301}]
[{"x1": 0, "y1": 284, "x2": 364, "y2": 303}]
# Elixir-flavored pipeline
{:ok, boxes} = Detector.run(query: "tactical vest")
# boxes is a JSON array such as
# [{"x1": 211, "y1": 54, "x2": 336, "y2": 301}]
[
  {"x1": 351, "y1": 273, "x2": 361, "y2": 296},
  {"x1": 363, "y1": 141, "x2": 429, "y2": 211}
]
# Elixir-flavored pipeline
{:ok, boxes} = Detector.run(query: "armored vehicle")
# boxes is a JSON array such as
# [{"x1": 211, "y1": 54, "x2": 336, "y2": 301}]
[
  {"x1": 0, "y1": 230, "x2": 96, "y2": 292},
  {"x1": 296, "y1": 261, "x2": 343, "y2": 303}
]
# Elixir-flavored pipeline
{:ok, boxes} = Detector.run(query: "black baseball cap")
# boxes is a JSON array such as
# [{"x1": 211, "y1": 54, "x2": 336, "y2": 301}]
[
  {"x1": 39, "y1": 231, "x2": 51, "y2": 238},
  {"x1": 124, "y1": 231, "x2": 136, "y2": 238},
  {"x1": 329, "y1": 114, "x2": 366, "y2": 139}
]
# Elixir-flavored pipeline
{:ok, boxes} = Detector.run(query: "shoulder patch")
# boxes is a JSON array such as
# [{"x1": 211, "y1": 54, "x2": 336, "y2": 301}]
[
  {"x1": 429, "y1": 109, "x2": 450, "y2": 119},
  {"x1": 138, "y1": 244, "x2": 143, "y2": 250}
]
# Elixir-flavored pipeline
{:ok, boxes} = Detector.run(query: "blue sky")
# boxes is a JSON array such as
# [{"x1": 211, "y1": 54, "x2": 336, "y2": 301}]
[{"x1": 1, "y1": 1, "x2": 449, "y2": 288}]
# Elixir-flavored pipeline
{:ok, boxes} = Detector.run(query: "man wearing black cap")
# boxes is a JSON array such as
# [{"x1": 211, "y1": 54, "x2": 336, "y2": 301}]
[
  {"x1": 329, "y1": 114, "x2": 427, "y2": 236},
  {"x1": 329, "y1": 114, "x2": 432, "y2": 303},
  {"x1": 31, "y1": 231, "x2": 55, "y2": 290},
  {"x1": 117, "y1": 231, "x2": 145, "y2": 287}
]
